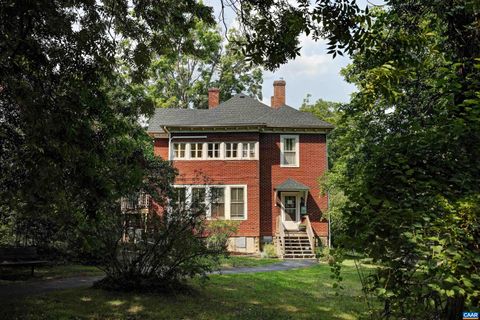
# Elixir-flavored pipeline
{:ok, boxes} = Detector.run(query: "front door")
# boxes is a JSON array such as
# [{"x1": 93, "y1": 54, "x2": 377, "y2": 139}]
[{"x1": 281, "y1": 192, "x2": 300, "y2": 230}]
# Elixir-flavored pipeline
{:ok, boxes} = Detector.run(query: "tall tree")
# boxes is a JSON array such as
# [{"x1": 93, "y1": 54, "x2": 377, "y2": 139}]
[
  {"x1": 300, "y1": 96, "x2": 346, "y2": 245},
  {"x1": 144, "y1": 21, "x2": 263, "y2": 109},
  {"x1": 0, "y1": 1, "x2": 214, "y2": 247},
  {"x1": 331, "y1": 4, "x2": 480, "y2": 319},
  {"x1": 232, "y1": 1, "x2": 480, "y2": 317}
]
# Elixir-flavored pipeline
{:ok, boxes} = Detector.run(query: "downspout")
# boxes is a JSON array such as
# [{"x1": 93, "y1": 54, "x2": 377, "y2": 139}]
[{"x1": 164, "y1": 127, "x2": 172, "y2": 160}]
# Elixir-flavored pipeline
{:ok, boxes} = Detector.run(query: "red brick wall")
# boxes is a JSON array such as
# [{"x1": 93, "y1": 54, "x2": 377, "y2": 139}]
[
  {"x1": 154, "y1": 138, "x2": 169, "y2": 159},
  {"x1": 153, "y1": 131, "x2": 329, "y2": 238},
  {"x1": 259, "y1": 133, "x2": 328, "y2": 237},
  {"x1": 154, "y1": 132, "x2": 261, "y2": 237}
]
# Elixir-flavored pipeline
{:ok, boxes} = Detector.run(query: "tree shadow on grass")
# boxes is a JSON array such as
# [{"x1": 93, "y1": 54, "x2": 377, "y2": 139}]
[{"x1": 1, "y1": 265, "x2": 372, "y2": 320}]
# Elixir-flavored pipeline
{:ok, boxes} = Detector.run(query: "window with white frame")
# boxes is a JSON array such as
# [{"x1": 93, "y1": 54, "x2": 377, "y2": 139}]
[
  {"x1": 242, "y1": 142, "x2": 256, "y2": 159},
  {"x1": 170, "y1": 142, "x2": 258, "y2": 161},
  {"x1": 190, "y1": 143, "x2": 203, "y2": 159},
  {"x1": 173, "y1": 186, "x2": 187, "y2": 208},
  {"x1": 207, "y1": 143, "x2": 220, "y2": 159},
  {"x1": 191, "y1": 187, "x2": 206, "y2": 204},
  {"x1": 173, "y1": 143, "x2": 187, "y2": 159},
  {"x1": 280, "y1": 135, "x2": 299, "y2": 167},
  {"x1": 210, "y1": 187, "x2": 225, "y2": 219},
  {"x1": 230, "y1": 187, "x2": 245, "y2": 219},
  {"x1": 172, "y1": 185, "x2": 247, "y2": 220},
  {"x1": 225, "y1": 142, "x2": 239, "y2": 159}
]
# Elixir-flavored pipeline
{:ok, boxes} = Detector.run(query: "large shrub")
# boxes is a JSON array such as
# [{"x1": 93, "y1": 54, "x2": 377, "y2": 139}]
[{"x1": 89, "y1": 158, "x2": 236, "y2": 291}]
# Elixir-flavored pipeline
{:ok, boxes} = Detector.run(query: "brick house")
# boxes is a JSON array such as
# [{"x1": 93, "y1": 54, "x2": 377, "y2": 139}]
[{"x1": 147, "y1": 80, "x2": 333, "y2": 258}]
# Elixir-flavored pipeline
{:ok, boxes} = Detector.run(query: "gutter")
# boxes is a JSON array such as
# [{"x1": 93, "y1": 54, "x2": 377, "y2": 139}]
[{"x1": 163, "y1": 126, "x2": 207, "y2": 160}]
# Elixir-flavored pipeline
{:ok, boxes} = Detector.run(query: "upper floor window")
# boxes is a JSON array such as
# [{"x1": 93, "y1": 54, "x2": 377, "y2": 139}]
[
  {"x1": 225, "y1": 142, "x2": 239, "y2": 159},
  {"x1": 190, "y1": 143, "x2": 203, "y2": 159},
  {"x1": 171, "y1": 141, "x2": 258, "y2": 161},
  {"x1": 173, "y1": 143, "x2": 187, "y2": 159},
  {"x1": 280, "y1": 135, "x2": 299, "y2": 167},
  {"x1": 242, "y1": 142, "x2": 256, "y2": 159},
  {"x1": 207, "y1": 143, "x2": 220, "y2": 159}
]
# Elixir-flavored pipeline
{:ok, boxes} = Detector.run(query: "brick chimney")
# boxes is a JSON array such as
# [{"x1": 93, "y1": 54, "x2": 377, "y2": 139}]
[
  {"x1": 271, "y1": 79, "x2": 286, "y2": 109},
  {"x1": 208, "y1": 88, "x2": 220, "y2": 109}
]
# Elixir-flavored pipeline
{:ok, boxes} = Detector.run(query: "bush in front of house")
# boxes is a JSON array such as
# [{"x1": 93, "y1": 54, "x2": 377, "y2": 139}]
[
  {"x1": 86, "y1": 158, "x2": 236, "y2": 292},
  {"x1": 261, "y1": 243, "x2": 277, "y2": 258}
]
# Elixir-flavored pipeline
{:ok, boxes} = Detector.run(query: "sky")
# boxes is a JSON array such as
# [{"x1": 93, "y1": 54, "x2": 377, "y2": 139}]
[{"x1": 203, "y1": 0, "x2": 375, "y2": 108}]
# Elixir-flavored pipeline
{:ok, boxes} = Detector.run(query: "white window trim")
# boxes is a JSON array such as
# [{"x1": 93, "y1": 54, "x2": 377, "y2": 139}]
[
  {"x1": 206, "y1": 142, "x2": 220, "y2": 159},
  {"x1": 241, "y1": 142, "x2": 257, "y2": 160},
  {"x1": 225, "y1": 142, "x2": 240, "y2": 159},
  {"x1": 173, "y1": 184, "x2": 248, "y2": 220},
  {"x1": 170, "y1": 141, "x2": 258, "y2": 161},
  {"x1": 190, "y1": 142, "x2": 203, "y2": 159},
  {"x1": 173, "y1": 142, "x2": 188, "y2": 160},
  {"x1": 280, "y1": 135, "x2": 300, "y2": 167}
]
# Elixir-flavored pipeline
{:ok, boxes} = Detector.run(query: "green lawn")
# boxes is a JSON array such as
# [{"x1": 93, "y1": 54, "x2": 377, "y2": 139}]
[
  {"x1": 0, "y1": 264, "x2": 104, "y2": 284},
  {"x1": 0, "y1": 261, "x2": 375, "y2": 319}
]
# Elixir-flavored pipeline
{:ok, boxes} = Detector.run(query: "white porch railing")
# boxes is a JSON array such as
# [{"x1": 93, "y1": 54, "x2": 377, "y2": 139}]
[
  {"x1": 276, "y1": 215, "x2": 286, "y2": 258},
  {"x1": 304, "y1": 215, "x2": 316, "y2": 254},
  {"x1": 120, "y1": 191, "x2": 150, "y2": 213}
]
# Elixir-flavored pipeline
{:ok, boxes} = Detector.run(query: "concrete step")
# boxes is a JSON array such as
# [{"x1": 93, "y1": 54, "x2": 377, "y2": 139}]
[
  {"x1": 284, "y1": 246, "x2": 311, "y2": 249},
  {"x1": 283, "y1": 254, "x2": 316, "y2": 259}
]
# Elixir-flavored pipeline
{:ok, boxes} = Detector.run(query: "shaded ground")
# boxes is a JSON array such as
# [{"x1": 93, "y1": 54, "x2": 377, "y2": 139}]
[
  {"x1": 0, "y1": 260, "x2": 315, "y2": 299},
  {"x1": 0, "y1": 262, "x2": 375, "y2": 320}
]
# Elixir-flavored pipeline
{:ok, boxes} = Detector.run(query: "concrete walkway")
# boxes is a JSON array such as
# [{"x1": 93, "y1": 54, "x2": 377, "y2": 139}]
[
  {"x1": 0, "y1": 260, "x2": 317, "y2": 298},
  {"x1": 213, "y1": 259, "x2": 316, "y2": 274}
]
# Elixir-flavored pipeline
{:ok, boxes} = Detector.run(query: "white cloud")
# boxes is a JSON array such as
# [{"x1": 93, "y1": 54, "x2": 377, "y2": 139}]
[{"x1": 268, "y1": 34, "x2": 332, "y2": 77}]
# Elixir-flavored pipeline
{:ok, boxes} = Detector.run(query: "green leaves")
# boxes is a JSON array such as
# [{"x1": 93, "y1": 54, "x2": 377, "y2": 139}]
[
  {"x1": 139, "y1": 21, "x2": 262, "y2": 109},
  {"x1": 0, "y1": 0, "x2": 215, "y2": 250},
  {"x1": 322, "y1": 1, "x2": 480, "y2": 318}
]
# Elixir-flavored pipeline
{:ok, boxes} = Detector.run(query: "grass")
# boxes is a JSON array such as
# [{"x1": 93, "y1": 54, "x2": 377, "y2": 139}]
[
  {"x1": 0, "y1": 264, "x2": 104, "y2": 283},
  {"x1": 0, "y1": 261, "x2": 376, "y2": 319}
]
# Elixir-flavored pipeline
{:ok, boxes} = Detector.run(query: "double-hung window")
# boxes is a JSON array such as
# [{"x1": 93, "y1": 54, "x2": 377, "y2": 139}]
[
  {"x1": 207, "y1": 143, "x2": 220, "y2": 159},
  {"x1": 225, "y1": 142, "x2": 239, "y2": 159},
  {"x1": 173, "y1": 185, "x2": 247, "y2": 220},
  {"x1": 242, "y1": 142, "x2": 256, "y2": 159},
  {"x1": 210, "y1": 187, "x2": 225, "y2": 219},
  {"x1": 191, "y1": 187, "x2": 206, "y2": 204},
  {"x1": 173, "y1": 187, "x2": 187, "y2": 209},
  {"x1": 190, "y1": 143, "x2": 203, "y2": 159},
  {"x1": 173, "y1": 143, "x2": 187, "y2": 159},
  {"x1": 280, "y1": 135, "x2": 299, "y2": 167},
  {"x1": 230, "y1": 187, "x2": 245, "y2": 219}
]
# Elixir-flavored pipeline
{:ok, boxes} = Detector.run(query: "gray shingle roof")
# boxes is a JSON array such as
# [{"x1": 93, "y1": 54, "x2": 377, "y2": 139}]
[
  {"x1": 147, "y1": 94, "x2": 334, "y2": 132},
  {"x1": 275, "y1": 178, "x2": 310, "y2": 191}
]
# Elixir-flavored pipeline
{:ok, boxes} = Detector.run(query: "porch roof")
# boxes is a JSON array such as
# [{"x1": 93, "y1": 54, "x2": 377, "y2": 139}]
[{"x1": 275, "y1": 178, "x2": 310, "y2": 191}]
